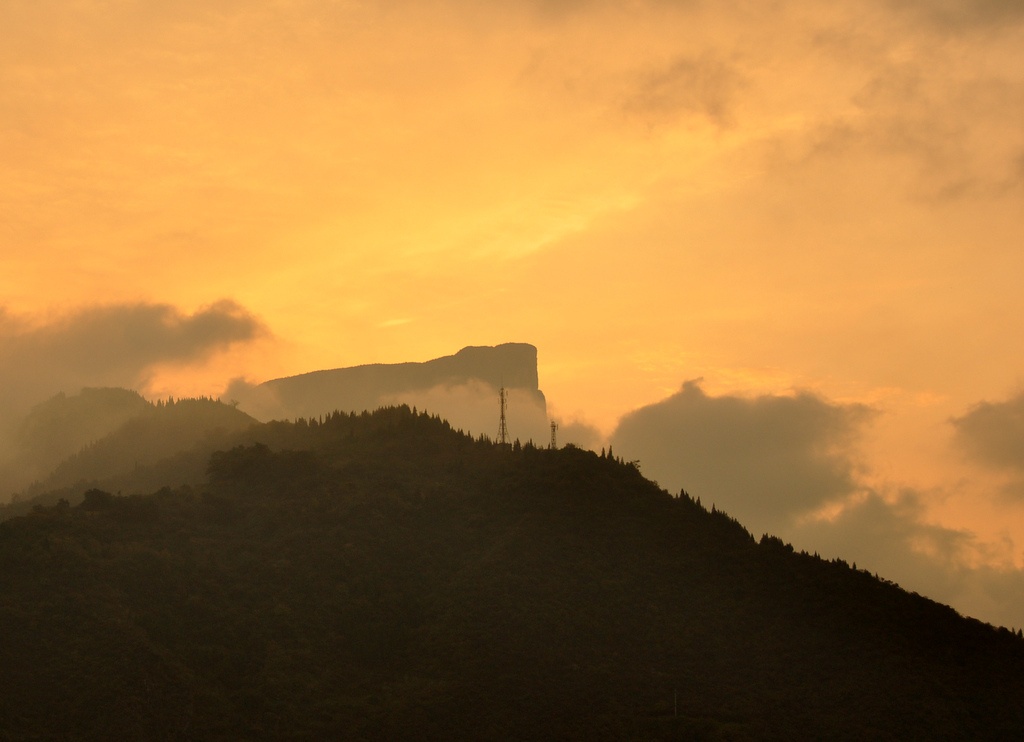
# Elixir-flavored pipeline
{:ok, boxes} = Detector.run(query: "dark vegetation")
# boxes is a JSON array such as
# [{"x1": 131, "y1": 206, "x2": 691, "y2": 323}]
[{"x1": 2, "y1": 406, "x2": 1023, "y2": 740}]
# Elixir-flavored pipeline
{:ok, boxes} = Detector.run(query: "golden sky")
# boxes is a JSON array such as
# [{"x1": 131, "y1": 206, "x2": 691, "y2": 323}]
[{"x1": 2, "y1": 0, "x2": 1024, "y2": 626}]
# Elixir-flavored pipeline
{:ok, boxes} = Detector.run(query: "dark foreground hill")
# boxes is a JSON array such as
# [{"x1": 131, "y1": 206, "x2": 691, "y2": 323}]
[{"x1": 1, "y1": 407, "x2": 1022, "y2": 741}]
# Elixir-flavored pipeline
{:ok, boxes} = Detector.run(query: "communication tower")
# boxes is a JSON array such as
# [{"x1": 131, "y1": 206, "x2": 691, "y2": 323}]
[
  {"x1": 497, "y1": 386, "x2": 510, "y2": 445},
  {"x1": 550, "y1": 420, "x2": 558, "y2": 449}
]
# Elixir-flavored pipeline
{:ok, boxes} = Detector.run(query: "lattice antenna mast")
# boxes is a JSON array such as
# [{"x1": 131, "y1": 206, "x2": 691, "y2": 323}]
[
  {"x1": 497, "y1": 386, "x2": 510, "y2": 445},
  {"x1": 550, "y1": 421, "x2": 558, "y2": 450}
]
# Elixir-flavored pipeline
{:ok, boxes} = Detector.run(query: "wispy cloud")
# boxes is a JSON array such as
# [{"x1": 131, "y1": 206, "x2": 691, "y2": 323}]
[
  {"x1": 885, "y1": 0, "x2": 1024, "y2": 31},
  {"x1": 0, "y1": 300, "x2": 264, "y2": 424},
  {"x1": 624, "y1": 53, "x2": 744, "y2": 127}
]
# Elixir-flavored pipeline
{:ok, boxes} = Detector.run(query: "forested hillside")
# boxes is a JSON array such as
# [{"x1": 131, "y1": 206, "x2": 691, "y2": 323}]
[{"x1": 1, "y1": 407, "x2": 1022, "y2": 740}]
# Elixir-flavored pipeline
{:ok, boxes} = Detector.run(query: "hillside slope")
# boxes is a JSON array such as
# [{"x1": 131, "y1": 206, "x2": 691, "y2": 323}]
[{"x1": 1, "y1": 407, "x2": 1022, "y2": 741}]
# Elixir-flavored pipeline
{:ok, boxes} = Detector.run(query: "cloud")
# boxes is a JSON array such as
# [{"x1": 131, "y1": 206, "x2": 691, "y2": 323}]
[
  {"x1": 624, "y1": 54, "x2": 743, "y2": 127},
  {"x1": 765, "y1": 56, "x2": 1024, "y2": 206},
  {"x1": 1013, "y1": 152, "x2": 1024, "y2": 189},
  {"x1": 524, "y1": 0, "x2": 700, "y2": 22},
  {"x1": 885, "y1": 0, "x2": 1024, "y2": 31},
  {"x1": 610, "y1": 380, "x2": 874, "y2": 532},
  {"x1": 553, "y1": 418, "x2": 603, "y2": 451},
  {"x1": 0, "y1": 300, "x2": 264, "y2": 424},
  {"x1": 791, "y1": 489, "x2": 973, "y2": 573},
  {"x1": 951, "y1": 391, "x2": 1024, "y2": 499},
  {"x1": 386, "y1": 382, "x2": 552, "y2": 443},
  {"x1": 743, "y1": 2, "x2": 1024, "y2": 207},
  {"x1": 787, "y1": 488, "x2": 1024, "y2": 629},
  {"x1": 951, "y1": 392, "x2": 1024, "y2": 474}
]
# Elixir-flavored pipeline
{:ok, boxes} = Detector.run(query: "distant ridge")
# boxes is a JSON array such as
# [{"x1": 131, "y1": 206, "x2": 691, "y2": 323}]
[
  {"x1": 233, "y1": 343, "x2": 547, "y2": 423},
  {"x1": 0, "y1": 388, "x2": 152, "y2": 495},
  {"x1": 18, "y1": 388, "x2": 150, "y2": 465},
  {"x1": 0, "y1": 394, "x2": 257, "y2": 518}
]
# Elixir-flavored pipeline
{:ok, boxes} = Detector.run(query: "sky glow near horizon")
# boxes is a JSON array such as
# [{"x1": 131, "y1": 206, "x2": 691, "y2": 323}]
[{"x1": 2, "y1": 0, "x2": 1024, "y2": 627}]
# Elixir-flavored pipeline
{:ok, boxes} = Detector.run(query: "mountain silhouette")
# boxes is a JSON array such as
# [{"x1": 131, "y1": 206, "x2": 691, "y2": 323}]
[
  {"x1": 228, "y1": 343, "x2": 547, "y2": 428},
  {"x1": 2, "y1": 406, "x2": 1022, "y2": 740}
]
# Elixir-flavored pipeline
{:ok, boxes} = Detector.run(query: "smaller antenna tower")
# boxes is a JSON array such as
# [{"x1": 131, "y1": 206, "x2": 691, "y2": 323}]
[
  {"x1": 550, "y1": 420, "x2": 558, "y2": 449},
  {"x1": 497, "y1": 386, "x2": 510, "y2": 445}
]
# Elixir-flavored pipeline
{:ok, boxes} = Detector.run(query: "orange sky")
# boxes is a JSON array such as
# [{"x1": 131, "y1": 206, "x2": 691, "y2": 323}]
[{"x1": 3, "y1": 0, "x2": 1024, "y2": 626}]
